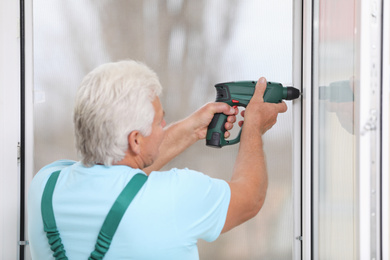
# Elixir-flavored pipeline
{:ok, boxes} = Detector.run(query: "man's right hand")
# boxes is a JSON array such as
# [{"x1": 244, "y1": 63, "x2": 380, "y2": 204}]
[{"x1": 239, "y1": 77, "x2": 288, "y2": 135}]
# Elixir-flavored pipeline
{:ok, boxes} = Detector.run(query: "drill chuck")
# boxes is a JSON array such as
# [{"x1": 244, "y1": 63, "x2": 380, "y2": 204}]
[{"x1": 286, "y1": 87, "x2": 301, "y2": 100}]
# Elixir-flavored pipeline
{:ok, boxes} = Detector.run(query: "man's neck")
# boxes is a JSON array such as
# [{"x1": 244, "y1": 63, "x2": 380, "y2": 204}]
[{"x1": 112, "y1": 153, "x2": 149, "y2": 174}]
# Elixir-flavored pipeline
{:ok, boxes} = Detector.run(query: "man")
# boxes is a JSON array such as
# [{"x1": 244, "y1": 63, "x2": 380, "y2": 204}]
[{"x1": 28, "y1": 60, "x2": 287, "y2": 259}]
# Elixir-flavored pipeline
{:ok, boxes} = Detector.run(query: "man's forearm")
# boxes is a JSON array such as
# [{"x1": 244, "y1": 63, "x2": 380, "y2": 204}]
[
  {"x1": 233, "y1": 126, "x2": 268, "y2": 207},
  {"x1": 143, "y1": 103, "x2": 237, "y2": 174},
  {"x1": 143, "y1": 118, "x2": 196, "y2": 173},
  {"x1": 222, "y1": 125, "x2": 268, "y2": 233}
]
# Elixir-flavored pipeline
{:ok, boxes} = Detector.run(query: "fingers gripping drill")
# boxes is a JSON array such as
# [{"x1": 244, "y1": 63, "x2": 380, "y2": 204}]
[{"x1": 206, "y1": 81, "x2": 301, "y2": 148}]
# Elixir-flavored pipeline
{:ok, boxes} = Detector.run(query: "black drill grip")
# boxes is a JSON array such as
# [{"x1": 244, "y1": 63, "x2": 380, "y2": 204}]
[{"x1": 206, "y1": 113, "x2": 228, "y2": 148}]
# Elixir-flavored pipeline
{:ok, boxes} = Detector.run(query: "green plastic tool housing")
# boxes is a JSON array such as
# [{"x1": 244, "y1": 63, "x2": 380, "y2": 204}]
[{"x1": 206, "y1": 81, "x2": 300, "y2": 148}]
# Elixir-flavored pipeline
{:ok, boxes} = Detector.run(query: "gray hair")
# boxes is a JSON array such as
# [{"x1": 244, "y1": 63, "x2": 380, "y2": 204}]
[{"x1": 73, "y1": 60, "x2": 162, "y2": 166}]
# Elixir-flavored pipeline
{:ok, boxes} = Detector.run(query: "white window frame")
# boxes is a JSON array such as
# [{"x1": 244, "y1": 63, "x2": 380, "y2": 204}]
[
  {"x1": 299, "y1": 0, "x2": 314, "y2": 259},
  {"x1": 0, "y1": 0, "x2": 34, "y2": 259},
  {"x1": 292, "y1": 0, "x2": 304, "y2": 258},
  {"x1": 24, "y1": 0, "x2": 34, "y2": 258},
  {"x1": 381, "y1": 0, "x2": 390, "y2": 258},
  {"x1": 0, "y1": 1, "x2": 22, "y2": 258},
  {"x1": 300, "y1": 0, "x2": 387, "y2": 259},
  {"x1": 356, "y1": 0, "x2": 383, "y2": 258}
]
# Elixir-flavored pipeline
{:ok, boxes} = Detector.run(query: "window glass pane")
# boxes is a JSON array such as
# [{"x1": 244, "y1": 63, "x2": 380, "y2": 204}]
[
  {"x1": 316, "y1": 0, "x2": 356, "y2": 258},
  {"x1": 33, "y1": 1, "x2": 293, "y2": 258}
]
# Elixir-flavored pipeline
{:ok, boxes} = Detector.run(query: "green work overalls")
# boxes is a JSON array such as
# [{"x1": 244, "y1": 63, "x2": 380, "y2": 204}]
[{"x1": 41, "y1": 170, "x2": 147, "y2": 260}]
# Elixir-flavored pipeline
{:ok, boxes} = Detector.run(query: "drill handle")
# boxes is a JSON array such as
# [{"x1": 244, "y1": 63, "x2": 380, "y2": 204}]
[{"x1": 206, "y1": 113, "x2": 241, "y2": 148}]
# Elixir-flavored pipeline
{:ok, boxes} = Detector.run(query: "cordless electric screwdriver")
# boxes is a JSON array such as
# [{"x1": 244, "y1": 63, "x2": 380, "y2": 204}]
[{"x1": 206, "y1": 81, "x2": 300, "y2": 148}]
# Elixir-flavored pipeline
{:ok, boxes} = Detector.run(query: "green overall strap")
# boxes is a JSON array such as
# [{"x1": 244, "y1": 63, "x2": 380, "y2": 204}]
[
  {"x1": 41, "y1": 170, "x2": 68, "y2": 260},
  {"x1": 41, "y1": 170, "x2": 147, "y2": 260},
  {"x1": 89, "y1": 173, "x2": 147, "y2": 260}
]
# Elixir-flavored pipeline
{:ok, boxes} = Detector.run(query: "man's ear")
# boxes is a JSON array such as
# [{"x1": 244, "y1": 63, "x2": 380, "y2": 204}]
[{"x1": 128, "y1": 131, "x2": 141, "y2": 155}]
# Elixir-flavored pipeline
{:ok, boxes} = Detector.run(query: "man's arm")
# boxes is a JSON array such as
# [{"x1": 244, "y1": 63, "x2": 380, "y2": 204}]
[
  {"x1": 144, "y1": 77, "x2": 287, "y2": 234},
  {"x1": 222, "y1": 77, "x2": 288, "y2": 233},
  {"x1": 143, "y1": 103, "x2": 237, "y2": 174}
]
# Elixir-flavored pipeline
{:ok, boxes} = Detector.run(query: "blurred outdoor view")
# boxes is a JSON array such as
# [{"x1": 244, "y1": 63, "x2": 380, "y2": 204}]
[{"x1": 33, "y1": 0, "x2": 294, "y2": 259}]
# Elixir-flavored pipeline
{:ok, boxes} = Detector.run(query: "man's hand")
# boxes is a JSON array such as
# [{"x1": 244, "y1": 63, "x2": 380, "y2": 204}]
[
  {"x1": 184, "y1": 102, "x2": 238, "y2": 141},
  {"x1": 239, "y1": 77, "x2": 288, "y2": 135}
]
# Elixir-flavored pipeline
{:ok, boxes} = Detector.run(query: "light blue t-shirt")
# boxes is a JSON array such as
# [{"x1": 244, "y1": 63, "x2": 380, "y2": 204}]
[{"x1": 28, "y1": 160, "x2": 231, "y2": 259}]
